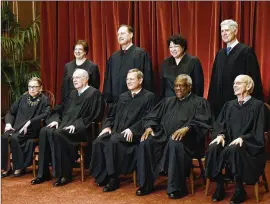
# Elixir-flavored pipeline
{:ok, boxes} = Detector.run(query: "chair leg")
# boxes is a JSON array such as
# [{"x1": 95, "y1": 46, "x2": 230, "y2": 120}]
[
  {"x1": 33, "y1": 153, "x2": 36, "y2": 178},
  {"x1": 189, "y1": 169, "x2": 194, "y2": 194},
  {"x1": 262, "y1": 171, "x2": 269, "y2": 192},
  {"x1": 198, "y1": 158, "x2": 206, "y2": 184},
  {"x1": 205, "y1": 178, "x2": 210, "y2": 196},
  {"x1": 80, "y1": 145, "x2": 85, "y2": 182},
  {"x1": 254, "y1": 182, "x2": 259, "y2": 203},
  {"x1": 133, "y1": 170, "x2": 137, "y2": 188}
]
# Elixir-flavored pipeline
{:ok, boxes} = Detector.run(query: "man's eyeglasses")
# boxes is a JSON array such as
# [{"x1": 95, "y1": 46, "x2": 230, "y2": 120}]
[
  {"x1": 233, "y1": 82, "x2": 246, "y2": 85},
  {"x1": 28, "y1": 86, "x2": 41, "y2": 90}
]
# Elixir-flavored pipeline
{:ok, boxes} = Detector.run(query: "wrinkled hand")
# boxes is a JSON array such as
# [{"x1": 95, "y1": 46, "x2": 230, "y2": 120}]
[
  {"x1": 171, "y1": 127, "x2": 189, "y2": 141},
  {"x1": 121, "y1": 128, "x2": 133, "y2": 142},
  {"x1": 229, "y1": 137, "x2": 243, "y2": 147},
  {"x1": 46, "y1": 121, "x2": 59, "y2": 129},
  {"x1": 140, "y1": 128, "x2": 155, "y2": 142},
  {"x1": 4, "y1": 123, "x2": 15, "y2": 133},
  {"x1": 98, "y1": 127, "x2": 112, "y2": 137},
  {"x1": 19, "y1": 120, "x2": 31, "y2": 135},
  {"x1": 63, "y1": 125, "x2": 75, "y2": 133},
  {"x1": 209, "y1": 135, "x2": 225, "y2": 147}
]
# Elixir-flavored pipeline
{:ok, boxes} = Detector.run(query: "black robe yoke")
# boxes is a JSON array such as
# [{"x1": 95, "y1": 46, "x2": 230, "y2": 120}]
[
  {"x1": 160, "y1": 54, "x2": 204, "y2": 98},
  {"x1": 208, "y1": 43, "x2": 264, "y2": 118},
  {"x1": 137, "y1": 94, "x2": 212, "y2": 191},
  {"x1": 61, "y1": 59, "x2": 100, "y2": 100},
  {"x1": 205, "y1": 97, "x2": 266, "y2": 184},
  {"x1": 38, "y1": 87, "x2": 105, "y2": 178},
  {"x1": 90, "y1": 89, "x2": 157, "y2": 183},
  {"x1": 1, "y1": 93, "x2": 50, "y2": 170},
  {"x1": 103, "y1": 45, "x2": 153, "y2": 103}
]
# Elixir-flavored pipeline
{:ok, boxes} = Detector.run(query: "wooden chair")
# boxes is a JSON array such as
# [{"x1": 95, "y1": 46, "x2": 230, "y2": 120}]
[
  {"x1": 205, "y1": 103, "x2": 270, "y2": 202},
  {"x1": 32, "y1": 90, "x2": 55, "y2": 177}
]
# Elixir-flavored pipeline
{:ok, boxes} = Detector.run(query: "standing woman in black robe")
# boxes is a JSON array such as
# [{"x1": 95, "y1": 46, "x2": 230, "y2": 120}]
[
  {"x1": 160, "y1": 35, "x2": 204, "y2": 98},
  {"x1": 1, "y1": 77, "x2": 51, "y2": 177},
  {"x1": 61, "y1": 40, "x2": 100, "y2": 100}
]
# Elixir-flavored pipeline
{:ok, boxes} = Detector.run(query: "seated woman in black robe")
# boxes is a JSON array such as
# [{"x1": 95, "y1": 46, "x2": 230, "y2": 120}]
[
  {"x1": 205, "y1": 75, "x2": 266, "y2": 204},
  {"x1": 1, "y1": 77, "x2": 51, "y2": 177},
  {"x1": 160, "y1": 35, "x2": 204, "y2": 98}
]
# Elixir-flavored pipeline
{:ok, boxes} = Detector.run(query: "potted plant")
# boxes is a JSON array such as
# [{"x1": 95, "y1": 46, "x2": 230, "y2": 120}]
[{"x1": 1, "y1": 1, "x2": 40, "y2": 103}]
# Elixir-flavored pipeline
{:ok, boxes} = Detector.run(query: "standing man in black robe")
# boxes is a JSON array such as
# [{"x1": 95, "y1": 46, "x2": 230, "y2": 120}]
[
  {"x1": 205, "y1": 75, "x2": 266, "y2": 203},
  {"x1": 103, "y1": 24, "x2": 153, "y2": 103},
  {"x1": 90, "y1": 69, "x2": 157, "y2": 192},
  {"x1": 136, "y1": 74, "x2": 212, "y2": 198},
  {"x1": 208, "y1": 19, "x2": 264, "y2": 118},
  {"x1": 61, "y1": 40, "x2": 100, "y2": 100},
  {"x1": 1, "y1": 77, "x2": 51, "y2": 177},
  {"x1": 160, "y1": 35, "x2": 204, "y2": 98},
  {"x1": 31, "y1": 69, "x2": 105, "y2": 186}
]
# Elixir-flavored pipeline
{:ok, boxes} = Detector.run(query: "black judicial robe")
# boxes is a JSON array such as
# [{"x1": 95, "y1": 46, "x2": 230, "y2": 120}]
[
  {"x1": 208, "y1": 43, "x2": 264, "y2": 118},
  {"x1": 38, "y1": 87, "x2": 104, "y2": 178},
  {"x1": 137, "y1": 93, "x2": 212, "y2": 189},
  {"x1": 1, "y1": 93, "x2": 50, "y2": 170},
  {"x1": 160, "y1": 54, "x2": 204, "y2": 98},
  {"x1": 90, "y1": 89, "x2": 157, "y2": 183},
  {"x1": 205, "y1": 97, "x2": 266, "y2": 184},
  {"x1": 61, "y1": 59, "x2": 100, "y2": 100},
  {"x1": 103, "y1": 45, "x2": 153, "y2": 103}
]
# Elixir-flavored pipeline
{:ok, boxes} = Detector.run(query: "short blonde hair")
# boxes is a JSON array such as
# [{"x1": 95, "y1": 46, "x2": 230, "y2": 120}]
[{"x1": 127, "y1": 68, "x2": 144, "y2": 80}]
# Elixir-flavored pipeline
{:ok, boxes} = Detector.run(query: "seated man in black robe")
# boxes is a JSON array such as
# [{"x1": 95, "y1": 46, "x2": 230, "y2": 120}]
[
  {"x1": 90, "y1": 69, "x2": 157, "y2": 192},
  {"x1": 1, "y1": 77, "x2": 51, "y2": 177},
  {"x1": 31, "y1": 69, "x2": 105, "y2": 186},
  {"x1": 136, "y1": 74, "x2": 212, "y2": 198},
  {"x1": 205, "y1": 75, "x2": 266, "y2": 203}
]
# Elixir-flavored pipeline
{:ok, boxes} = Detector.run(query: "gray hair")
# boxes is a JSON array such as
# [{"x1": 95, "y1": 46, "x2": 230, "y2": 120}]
[
  {"x1": 74, "y1": 68, "x2": 89, "y2": 80},
  {"x1": 220, "y1": 19, "x2": 238, "y2": 32},
  {"x1": 175, "y1": 74, "x2": 192, "y2": 85}
]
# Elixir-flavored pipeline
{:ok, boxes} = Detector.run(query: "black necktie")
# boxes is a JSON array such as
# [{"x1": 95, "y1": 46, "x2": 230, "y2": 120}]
[{"x1": 226, "y1": 47, "x2": 232, "y2": 55}]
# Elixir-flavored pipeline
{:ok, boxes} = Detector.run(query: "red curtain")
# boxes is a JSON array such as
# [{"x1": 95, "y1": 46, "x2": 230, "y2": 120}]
[{"x1": 40, "y1": 1, "x2": 270, "y2": 104}]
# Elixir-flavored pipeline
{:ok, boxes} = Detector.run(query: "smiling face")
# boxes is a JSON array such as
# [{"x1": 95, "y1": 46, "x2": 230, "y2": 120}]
[
  {"x1": 169, "y1": 41, "x2": 184, "y2": 59},
  {"x1": 117, "y1": 26, "x2": 133, "y2": 46},
  {"x1": 72, "y1": 71, "x2": 88, "y2": 90},
  {"x1": 74, "y1": 44, "x2": 86, "y2": 60},
  {"x1": 221, "y1": 24, "x2": 237, "y2": 44},
  {"x1": 174, "y1": 78, "x2": 191, "y2": 99},
  {"x1": 28, "y1": 80, "x2": 42, "y2": 97},
  {"x1": 126, "y1": 72, "x2": 142, "y2": 92},
  {"x1": 233, "y1": 75, "x2": 248, "y2": 96}
]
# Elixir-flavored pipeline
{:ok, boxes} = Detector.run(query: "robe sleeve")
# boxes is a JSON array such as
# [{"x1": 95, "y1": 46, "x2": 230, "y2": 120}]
[
  {"x1": 103, "y1": 57, "x2": 113, "y2": 103},
  {"x1": 129, "y1": 94, "x2": 157, "y2": 136},
  {"x1": 245, "y1": 47, "x2": 264, "y2": 101},
  {"x1": 101, "y1": 97, "x2": 119, "y2": 129},
  {"x1": 89, "y1": 64, "x2": 100, "y2": 90},
  {"x1": 72, "y1": 91, "x2": 105, "y2": 133},
  {"x1": 46, "y1": 95, "x2": 69, "y2": 124},
  {"x1": 30, "y1": 96, "x2": 51, "y2": 127},
  {"x1": 140, "y1": 52, "x2": 153, "y2": 92},
  {"x1": 143, "y1": 99, "x2": 166, "y2": 130},
  {"x1": 184, "y1": 98, "x2": 212, "y2": 142},
  {"x1": 191, "y1": 58, "x2": 204, "y2": 97},
  {"x1": 240, "y1": 103, "x2": 265, "y2": 156},
  {"x1": 160, "y1": 61, "x2": 166, "y2": 99},
  {"x1": 4, "y1": 96, "x2": 23, "y2": 125}
]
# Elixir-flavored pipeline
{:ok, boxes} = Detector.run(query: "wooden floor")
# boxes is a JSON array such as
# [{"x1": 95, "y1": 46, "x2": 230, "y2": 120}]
[{"x1": 1, "y1": 162, "x2": 270, "y2": 204}]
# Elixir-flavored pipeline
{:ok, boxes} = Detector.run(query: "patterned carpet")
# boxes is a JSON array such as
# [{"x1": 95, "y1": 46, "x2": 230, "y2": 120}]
[{"x1": 2, "y1": 162, "x2": 270, "y2": 204}]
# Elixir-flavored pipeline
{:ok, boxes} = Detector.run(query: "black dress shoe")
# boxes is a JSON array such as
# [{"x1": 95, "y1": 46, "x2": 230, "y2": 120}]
[
  {"x1": 212, "y1": 187, "x2": 225, "y2": 202},
  {"x1": 97, "y1": 177, "x2": 109, "y2": 187},
  {"x1": 1, "y1": 169, "x2": 12, "y2": 178},
  {"x1": 53, "y1": 177, "x2": 63, "y2": 187},
  {"x1": 31, "y1": 176, "x2": 51, "y2": 185},
  {"x1": 103, "y1": 179, "x2": 120, "y2": 192},
  {"x1": 136, "y1": 186, "x2": 152, "y2": 196},
  {"x1": 13, "y1": 169, "x2": 25, "y2": 177},
  {"x1": 168, "y1": 190, "x2": 188, "y2": 199},
  {"x1": 230, "y1": 188, "x2": 246, "y2": 204},
  {"x1": 59, "y1": 177, "x2": 71, "y2": 186}
]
